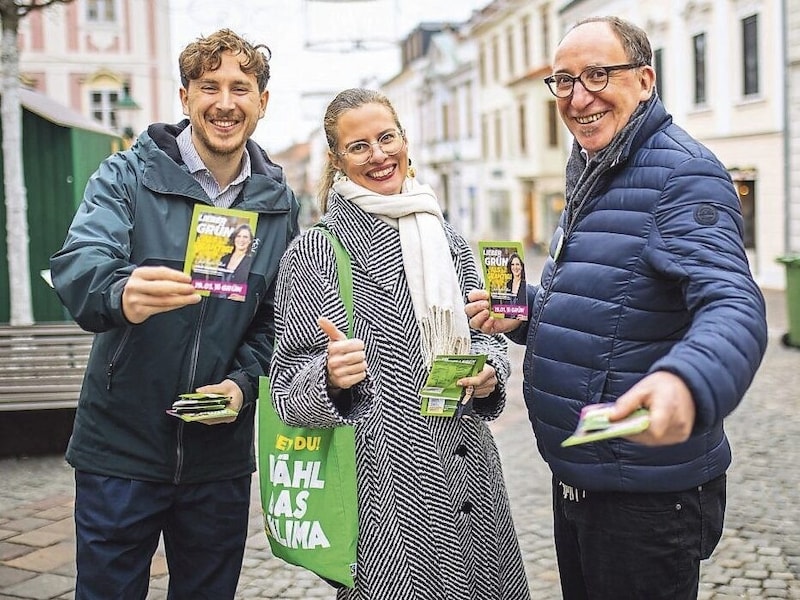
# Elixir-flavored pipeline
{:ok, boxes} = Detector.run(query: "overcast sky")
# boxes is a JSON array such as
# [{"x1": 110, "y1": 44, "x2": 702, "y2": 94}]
[{"x1": 169, "y1": 0, "x2": 489, "y2": 153}]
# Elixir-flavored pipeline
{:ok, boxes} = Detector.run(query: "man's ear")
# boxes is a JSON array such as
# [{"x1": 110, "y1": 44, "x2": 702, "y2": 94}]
[
  {"x1": 639, "y1": 65, "x2": 657, "y2": 101},
  {"x1": 259, "y1": 90, "x2": 269, "y2": 119},
  {"x1": 179, "y1": 87, "x2": 189, "y2": 116}
]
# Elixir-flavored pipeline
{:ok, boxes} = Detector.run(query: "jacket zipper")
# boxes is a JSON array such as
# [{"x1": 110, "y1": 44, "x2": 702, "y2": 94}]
[
  {"x1": 105, "y1": 327, "x2": 132, "y2": 391},
  {"x1": 174, "y1": 297, "x2": 209, "y2": 484}
]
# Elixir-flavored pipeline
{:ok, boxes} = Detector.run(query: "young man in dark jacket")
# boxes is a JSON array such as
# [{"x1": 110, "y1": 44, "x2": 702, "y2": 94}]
[
  {"x1": 50, "y1": 29, "x2": 299, "y2": 599},
  {"x1": 466, "y1": 16, "x2": 767, "y2": 600}
]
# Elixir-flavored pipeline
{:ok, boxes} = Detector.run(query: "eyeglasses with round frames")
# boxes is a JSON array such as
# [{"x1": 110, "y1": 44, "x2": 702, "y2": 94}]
[
  {"x1": 543, "y1": 63, "x2": 644, "y2": 98},
  {"x1": 336, "y1": 130, "x2": 406, "y2": 165}
]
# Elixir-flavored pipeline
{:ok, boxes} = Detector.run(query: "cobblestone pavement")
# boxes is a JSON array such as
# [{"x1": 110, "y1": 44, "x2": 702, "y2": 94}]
[{"x1": 0, "y1": 288, "x2": 797, "y2": 599}]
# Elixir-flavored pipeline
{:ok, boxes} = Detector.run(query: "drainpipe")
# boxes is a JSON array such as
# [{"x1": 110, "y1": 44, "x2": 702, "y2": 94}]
[{"x1": 782, "y1": 0, "x2": 791, "y2": 254}]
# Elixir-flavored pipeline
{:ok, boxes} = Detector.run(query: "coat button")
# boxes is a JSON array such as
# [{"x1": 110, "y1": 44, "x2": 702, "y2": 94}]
[
  {"x1": 460, "y1": 501, "x2": 473, "y2": 514},
  {"x1": 454, "y1": 444, "x2": 468, "y2": 457}
]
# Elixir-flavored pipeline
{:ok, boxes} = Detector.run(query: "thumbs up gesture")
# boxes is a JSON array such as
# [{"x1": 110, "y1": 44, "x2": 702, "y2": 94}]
[{"x1": 318, "y1": 317, "x2": 367, "y2": 390}]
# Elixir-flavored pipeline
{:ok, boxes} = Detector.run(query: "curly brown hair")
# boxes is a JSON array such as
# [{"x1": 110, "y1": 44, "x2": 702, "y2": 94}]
[{"x1": 178, "y1": 28, "x2": 272, "y2": 93}]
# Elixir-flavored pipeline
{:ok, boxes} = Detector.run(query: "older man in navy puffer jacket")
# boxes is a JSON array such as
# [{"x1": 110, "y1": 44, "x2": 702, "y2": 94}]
[{"x1": 467, "y1": 15, "x2": 767, "y2": 600}]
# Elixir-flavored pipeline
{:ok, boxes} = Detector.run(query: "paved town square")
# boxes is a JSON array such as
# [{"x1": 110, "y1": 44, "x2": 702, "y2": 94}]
[{"x1": 0, "y1": 289, "x2": 797, "y2": 599}]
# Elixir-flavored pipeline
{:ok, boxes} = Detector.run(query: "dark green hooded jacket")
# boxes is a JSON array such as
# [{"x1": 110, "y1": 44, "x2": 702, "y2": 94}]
[{"x1": 50, "y1": 120, "x2": 299, "y2": 484}]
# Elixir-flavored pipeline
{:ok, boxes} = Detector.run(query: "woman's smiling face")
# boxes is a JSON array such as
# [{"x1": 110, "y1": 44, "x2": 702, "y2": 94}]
[
  {"x1": 332, "y1": 103, "x2": 408, "y2": 196},
  {"x1": 233, "y1": 228, "x2": 252, "y2": 251},
  {"x1": 510, "y1": 257, "x2": 523, "y2": 277}
]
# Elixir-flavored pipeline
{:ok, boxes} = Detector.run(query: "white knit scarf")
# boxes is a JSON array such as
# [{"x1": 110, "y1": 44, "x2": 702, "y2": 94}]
[{"x1": 332, "y1": 177, "x2": 471, "y2": 367}]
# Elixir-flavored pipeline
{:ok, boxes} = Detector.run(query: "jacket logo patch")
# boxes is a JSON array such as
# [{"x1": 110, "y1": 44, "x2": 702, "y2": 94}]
[{"x1": 694, "y1": 204, "x2": 719, "y2": 226}]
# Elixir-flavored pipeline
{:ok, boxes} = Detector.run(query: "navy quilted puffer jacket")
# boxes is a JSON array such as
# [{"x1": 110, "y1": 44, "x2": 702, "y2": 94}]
[{"x1": 512, "y1": 97, "x2": 767, "y2": 493}]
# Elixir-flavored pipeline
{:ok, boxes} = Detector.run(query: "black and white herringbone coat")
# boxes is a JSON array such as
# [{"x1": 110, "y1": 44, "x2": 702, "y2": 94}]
[{"x1": 270, "y1": 194, "x2": 531, "y2": 600}]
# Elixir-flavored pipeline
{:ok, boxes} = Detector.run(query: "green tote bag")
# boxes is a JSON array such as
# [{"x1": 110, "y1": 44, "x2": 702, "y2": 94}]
[{"x1": 258, "y1": 224, "x2": 358, "y2": 589}]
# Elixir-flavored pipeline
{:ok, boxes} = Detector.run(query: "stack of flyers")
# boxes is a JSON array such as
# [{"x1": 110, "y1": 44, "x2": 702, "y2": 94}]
[
  {"x1": 419, "y1": 354, "x2": 487, "y2": 418},
  {"x1": 166, "y1": 393, "x2": 238, "y2": 423},
  {"x1": 561, "y1": 402, "x2": 650, "y2": 447}
]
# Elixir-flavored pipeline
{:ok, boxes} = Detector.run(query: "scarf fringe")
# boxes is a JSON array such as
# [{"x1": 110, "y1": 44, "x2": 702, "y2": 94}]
[
  {"x1": 419, "y1": 306, "x2": 471, "y2": 368},
  {"x1": 331, "y1": 179, "x2": 473, "y2": 368}
]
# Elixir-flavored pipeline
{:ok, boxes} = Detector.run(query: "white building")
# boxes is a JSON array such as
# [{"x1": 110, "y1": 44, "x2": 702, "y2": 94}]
[
  {"x1": 557, "y1": 0, "x2": 786, "y2": 287},
  {"x1": 414, "y1": 28, "x2": 481, "y2": 235},
  {"x1": 18, "y1": 0, "x2": 174, "y2": 143},
  {"x1": 467, "y1": 0, "x2": 567, "y2": 249},
  {"x1": 787, "y1": 0, "x2": 800, "y2": 255},
  {"x1": 382, "y1": 24, "x2": 467, "y2": 217}
]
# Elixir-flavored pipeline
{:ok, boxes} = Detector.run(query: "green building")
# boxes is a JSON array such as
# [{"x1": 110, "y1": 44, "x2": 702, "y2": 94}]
[{"x1": 0, "y1": 88, "x2": 122, "y2": 323}]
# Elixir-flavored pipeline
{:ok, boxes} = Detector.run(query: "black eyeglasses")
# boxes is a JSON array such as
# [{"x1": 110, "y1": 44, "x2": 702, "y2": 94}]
[{"x1": 543, "y1": 63, "x2": 644, "y2": 98}]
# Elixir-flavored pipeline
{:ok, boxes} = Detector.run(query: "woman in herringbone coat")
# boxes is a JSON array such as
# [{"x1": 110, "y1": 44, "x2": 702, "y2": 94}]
[{"x1": 269, "y1": 88, "x2": 531, "y2": 600}]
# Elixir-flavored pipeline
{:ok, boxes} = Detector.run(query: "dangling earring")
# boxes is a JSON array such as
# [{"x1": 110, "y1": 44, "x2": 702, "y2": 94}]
[
  {"x1": 333, "y1": 170, "x2": 347, "y2": 183},
  {"x1": 407, "y1": 158, "x2": 416, "y2": 179}
]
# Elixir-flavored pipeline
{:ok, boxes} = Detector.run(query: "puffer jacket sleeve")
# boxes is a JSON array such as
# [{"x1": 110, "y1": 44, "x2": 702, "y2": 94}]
[
  {"x1": 645, "y1": 155, "x2": 768, "y2": 431},
  {"x1": 50, "y1": 153, "x2": 139, "y2": 332}
]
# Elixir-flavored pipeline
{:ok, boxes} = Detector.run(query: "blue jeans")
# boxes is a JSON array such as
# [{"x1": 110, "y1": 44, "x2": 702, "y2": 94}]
[
  {"x1": 552, "y1": 473, "x2": 726, "y2": 600},
  {"x1": 74, "y1": 471, "x2": 251, "y2": 600}
]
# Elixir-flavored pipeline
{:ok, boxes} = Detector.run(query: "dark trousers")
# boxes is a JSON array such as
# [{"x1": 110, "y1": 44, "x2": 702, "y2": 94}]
[
  {"x1": 74, "y1": 470, "x2": 251, "y2": 600},
  {"x1": 552, "y1": 473, "x2": 726, "y2": 600}
]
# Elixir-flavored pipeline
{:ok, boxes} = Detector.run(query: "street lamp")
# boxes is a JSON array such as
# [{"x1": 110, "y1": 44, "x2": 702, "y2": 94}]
[{"x1": 115, "y1": 85, "x2": 140, "y2": 145}]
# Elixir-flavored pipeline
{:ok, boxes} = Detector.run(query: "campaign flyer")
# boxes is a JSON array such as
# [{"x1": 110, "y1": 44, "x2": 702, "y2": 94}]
[
  {"x1": 477, "y1": 241, "x2": 528, "y2": 320},
  {"x1": 419, "y1": 354, "x2": 487, "y2": 418},
  {"x1": 183, "y1": 204, "x2": 258, "y2": 301},
  {"x1": 561, "y1": 403, "x2": 651, "y2": 447}
]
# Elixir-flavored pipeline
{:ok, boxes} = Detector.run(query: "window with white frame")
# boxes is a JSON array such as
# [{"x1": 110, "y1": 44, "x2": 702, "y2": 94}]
[
  {"x1": 546, "y1": 100, "x2": 558, "y2": 148},
  {"x1": 491, "y1": 36, "x2": 500, "y2": 82},
  {"x1": 540, "y1": 4, "x2": 550, "y2": 63},
  {"x1": 86, "y1": 0, "x2": 117, "y2": 23},
  {"x1": 90, "y1": 89, "x2": 120, "y2": 130},
  {"x1": 506, "y1": 26, "x2": 515, "y2": 79},
  {"x1": 742, "y1": 14, "x2": 759, "y2": 96},
  {"x1": 693, "y1": 33, "x2": 707, "y2": 105},
  {"x1": 521, "y1": 14, "x2": 530, "y2": 70}
]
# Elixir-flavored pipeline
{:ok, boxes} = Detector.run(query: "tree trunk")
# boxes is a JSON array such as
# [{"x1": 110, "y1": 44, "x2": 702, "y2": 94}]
[{"x1": 1, "y1": 12, "x2": 34, "y2": 325}]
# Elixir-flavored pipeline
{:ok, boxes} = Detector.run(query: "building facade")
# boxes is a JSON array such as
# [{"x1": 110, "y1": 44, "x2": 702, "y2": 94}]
[
  {"x1": 467, "y1": 0, "x2": 567, "y2": 249},
  {"x1": 788, "y1": 0, "x2": 800, "y2": 255},
  {"x1": 18, "y1": 0, "x2": 174, "y2": 143},
  {"x1": 376, "y1": 0, "x2": 790, "y2": 287},
  {"x1": 557, "y1": 0, "x2": 785, "y2": 286}
]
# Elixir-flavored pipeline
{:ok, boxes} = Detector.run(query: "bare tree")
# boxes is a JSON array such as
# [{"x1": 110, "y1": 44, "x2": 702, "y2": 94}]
[{"x1": 1, "y1": 0, "x2": 73, "y2": 325}]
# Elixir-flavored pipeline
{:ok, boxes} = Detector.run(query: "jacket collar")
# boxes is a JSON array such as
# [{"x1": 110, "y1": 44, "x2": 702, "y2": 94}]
[{"x1": 132, "y1": 120, "x2": 293, "y2": 214}]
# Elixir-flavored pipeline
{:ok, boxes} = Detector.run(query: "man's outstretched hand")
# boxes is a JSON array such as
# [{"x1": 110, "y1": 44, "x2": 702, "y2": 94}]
[{"x1": 122, "y1": 266, "x2": 201, "y2": 324}]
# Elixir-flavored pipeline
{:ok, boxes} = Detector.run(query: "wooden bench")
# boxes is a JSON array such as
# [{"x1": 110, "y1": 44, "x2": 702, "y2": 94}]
[{"x1": 0, "y1": 322, "x2": 94, "y2": 411}]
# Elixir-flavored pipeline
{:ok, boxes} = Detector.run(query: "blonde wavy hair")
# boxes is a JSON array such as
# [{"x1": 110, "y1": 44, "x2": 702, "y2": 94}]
[{"x1": 317, "y1": 88, "x2": 404, "y2": 212}]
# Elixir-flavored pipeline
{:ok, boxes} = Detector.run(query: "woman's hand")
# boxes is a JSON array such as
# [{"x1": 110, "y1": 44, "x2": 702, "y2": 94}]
[
  {"x1": 457, "y1": 363, "x2": 498, "y2": 398},
  {"x1": 318, "y1": 317, "x2": 367, "y2": 391}
]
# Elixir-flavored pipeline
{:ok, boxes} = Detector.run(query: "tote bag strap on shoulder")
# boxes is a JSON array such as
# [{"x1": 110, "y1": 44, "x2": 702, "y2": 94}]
[
  {"x1": 312, "y1": 223, "x2": 354, "y2": 337},
  {"x1": 258, "y1": 222, "x2": 359, "y2": 589}
]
